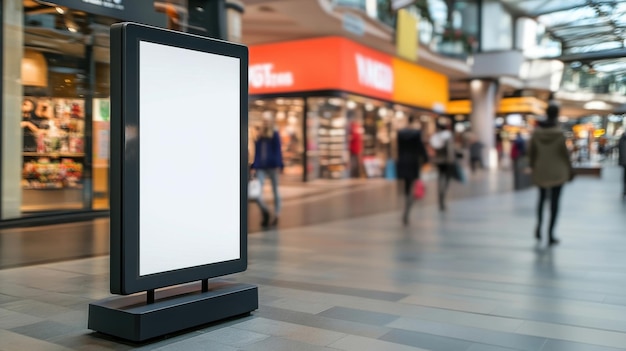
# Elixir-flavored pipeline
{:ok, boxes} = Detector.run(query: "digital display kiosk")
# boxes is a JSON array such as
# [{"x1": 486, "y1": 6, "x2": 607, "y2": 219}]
[{"x1": 88, "y1": 22, "x2": 257, "y2": 342}]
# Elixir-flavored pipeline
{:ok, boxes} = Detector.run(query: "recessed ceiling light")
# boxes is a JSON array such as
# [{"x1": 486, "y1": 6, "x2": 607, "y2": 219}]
[{"x1": 584, "y1": 100, "x2": 611, "y2": 110}]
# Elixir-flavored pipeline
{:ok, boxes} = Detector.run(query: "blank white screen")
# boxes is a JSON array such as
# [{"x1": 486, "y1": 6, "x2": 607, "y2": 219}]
[{"x1": 138, "y1": 41, "x2": 240, "y2": 276}]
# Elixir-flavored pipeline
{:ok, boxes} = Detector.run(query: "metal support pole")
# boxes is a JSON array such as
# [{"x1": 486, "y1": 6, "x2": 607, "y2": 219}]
[{"x1": 147, "y1": 289, "x2": 155, "y2": 304}]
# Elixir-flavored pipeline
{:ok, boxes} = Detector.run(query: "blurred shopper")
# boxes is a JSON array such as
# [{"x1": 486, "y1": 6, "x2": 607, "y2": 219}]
[
  {"x1": 430, "y1": 123, "x2": 456, "y2": 211},
  {"x1": 496, "y1": 133, "x2": 503, "y2": 165},
  {"x1": 511, "y1": 132, "x2": 528, "y2": 189},
  {"x1": 397, "y1": 116, "x2": 428, "y2": 225},
  {"x1": 251, "y1": 118, "x2": 284, "y2": 228},
  {"x1": 511, "y1": 132, "x2": 526, "y2": 160},
  {"x1": 349, "y1": 121, "x2": 363, "y2": 178},
  {"x1": 468, "y1": 137, "x2": 484, "y2": 173},
  {"x1": 529, "y1": 103, "x2": 572, "y2": 245},
  {"x1": 619, "y1": 132, "x2": 626, "y2": 199}
]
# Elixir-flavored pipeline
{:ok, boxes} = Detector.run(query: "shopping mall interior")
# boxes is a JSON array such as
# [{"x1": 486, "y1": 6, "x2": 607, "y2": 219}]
[{"x1": 1, "y1": 0, "x2": 626, "y2": 350}]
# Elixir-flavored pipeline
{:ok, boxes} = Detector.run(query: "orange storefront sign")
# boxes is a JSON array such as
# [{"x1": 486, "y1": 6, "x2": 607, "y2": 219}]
[{"x1": 249, "y1": 36, "x2": 448, "y2": 110}]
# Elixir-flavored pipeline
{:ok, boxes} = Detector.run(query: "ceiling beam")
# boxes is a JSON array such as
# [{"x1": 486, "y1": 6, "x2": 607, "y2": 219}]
[
  {"x1": 523, "y1": 0, "x2": 619, "y2": 17},
  {"x1": 558, "y1": 47, "x2": 626, "y2": 62}
]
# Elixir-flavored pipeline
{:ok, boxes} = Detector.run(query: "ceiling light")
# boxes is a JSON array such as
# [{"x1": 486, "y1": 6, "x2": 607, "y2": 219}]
[
  {"x1": 584, "y1": 100, "x2": 611, "y2": 110},
  {"x1": 63, "y1": 11, "x2": 79, "y2": 33},
  {"x1": 21, "y1": 49, "x2": 48, "y2": 87},
  {"x1": 55, "y1": 6, "x2": 65, "y2": 14}
]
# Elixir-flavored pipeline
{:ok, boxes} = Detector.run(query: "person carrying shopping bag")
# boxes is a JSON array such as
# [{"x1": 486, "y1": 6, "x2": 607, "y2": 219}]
[
  {"x1": 251, "y1": 117, "x2": 284, "y2": 228},
  {"x1": 430, "y1": 122, "x2": 457, "y2": 211},
  {"x1": 396, "y1": 116, "x2": 429, "y2": 225}
]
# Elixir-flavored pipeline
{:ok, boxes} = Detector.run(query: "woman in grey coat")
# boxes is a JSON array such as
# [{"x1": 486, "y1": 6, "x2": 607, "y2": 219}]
[{"x1": 529, "y1": 103, "x2": 572, "y2": 246}]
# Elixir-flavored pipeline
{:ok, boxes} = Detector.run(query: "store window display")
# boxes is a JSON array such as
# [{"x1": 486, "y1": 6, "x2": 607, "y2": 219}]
[
  {"x1": 22, "y1": 86, "x2": 88, "y2": 211},
  {"x1": 21, "y1": 97, "x2": 85, "y2": 189},
  {"x1": 251, "y1": 95, "x2": 437, "y2": 181},
  {"x1": 307, "y1": 97, "x2": 349, "y2": 180},
  {"x1": 16, "y1": 2, "x2": 116, "y2": 215}
]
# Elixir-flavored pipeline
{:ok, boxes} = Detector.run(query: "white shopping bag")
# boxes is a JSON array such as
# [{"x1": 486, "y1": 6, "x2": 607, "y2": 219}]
[{"x1": 248, "y1": 179, "x2": 261, "y2": 200}]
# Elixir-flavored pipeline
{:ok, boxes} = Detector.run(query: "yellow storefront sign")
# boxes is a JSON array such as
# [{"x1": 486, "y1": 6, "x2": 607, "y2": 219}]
[
  {"x1": 447, "y1": 100, "x2": 471, "y2": 115},
  {"x1": 392, "y1": 58, "x2": 448, "y2": 112},
  {"x1": 446, "y1": 97, "x2": 547, "y2": 115},
  {"x1": 396, "y1": 9, "x2": 418, "y2": 62}
]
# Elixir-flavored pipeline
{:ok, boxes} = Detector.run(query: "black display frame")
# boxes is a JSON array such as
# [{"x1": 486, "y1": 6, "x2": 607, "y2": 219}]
[{"x1": 109, "y1": 22, "x2": 248, "y2": 295}]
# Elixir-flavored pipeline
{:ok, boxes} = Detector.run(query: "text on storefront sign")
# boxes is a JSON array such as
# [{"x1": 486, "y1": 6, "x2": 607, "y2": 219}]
[
  {"x1": 355, "y1": 53, "x2": 393, "y2": 93},
  {"x1": 249, "y1": 64, "x2": 294, "y2": 89}
]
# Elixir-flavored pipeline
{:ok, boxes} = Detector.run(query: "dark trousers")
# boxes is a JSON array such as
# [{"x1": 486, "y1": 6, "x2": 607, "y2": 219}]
[
  {"x1": 350, "y1": 154, "x2": 360, "y2": 178},
  {"x1": 622, "y1": 166, "x2": 626, "y2": 196},
  {"x1": 537, "y1": 185, "x2": 563, "y2": 239},
  {"x1": 470, "y1": 157, "x2": 483, "y2": 173},
  {"x1": 437, "y1": 164, "x2": 451, "y2": 211},
  {"x1": 402, "y1": 177, "x2": 416, "y2": 222}
]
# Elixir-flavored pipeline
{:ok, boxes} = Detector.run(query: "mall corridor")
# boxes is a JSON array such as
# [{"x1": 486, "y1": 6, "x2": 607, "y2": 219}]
[{"x1": 0, "y1": 168, "x2": 625, "y2": 351}]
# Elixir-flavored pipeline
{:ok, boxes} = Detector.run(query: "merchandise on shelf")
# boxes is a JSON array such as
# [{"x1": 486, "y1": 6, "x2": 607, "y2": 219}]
[{"x1": 22, "y1": 158, "x2": 83, "y2": 189}]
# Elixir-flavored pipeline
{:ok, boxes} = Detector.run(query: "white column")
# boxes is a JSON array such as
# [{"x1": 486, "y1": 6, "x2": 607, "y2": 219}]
[
  {"x1": 469, "y1": 79, "x2": 498, "y2": 169},
  {"x1": 2, "y1": 0, "x2": 24, "y2": 219}
]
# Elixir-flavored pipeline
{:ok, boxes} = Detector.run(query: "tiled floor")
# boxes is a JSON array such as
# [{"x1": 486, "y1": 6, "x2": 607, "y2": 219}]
[
  {"x1": 1, "y1": 167, "x2": 625, "y2": 350},
  {"x1": 0, "y1": 168, "x2": 513, "y2": 269}
]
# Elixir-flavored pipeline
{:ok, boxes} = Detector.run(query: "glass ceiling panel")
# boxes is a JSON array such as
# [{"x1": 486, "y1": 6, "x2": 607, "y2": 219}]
[
  {"x1": 566, "y1": 42, "x2": 623, "y2": 54},
  {"x1": 552, "y1": 26, "x2": 615, "y2": 36},
  {"x1": 594, "y1": 59, "x2": 626, "y2": 73},
  {"x1": 502, "y1": 2, "x2": 626, "y2": 93},
  {"x1": 550, "y1": 18, "x2": 611, "y2": 30},
  {"x1": 500, "y1": 0, "x2": 588, "y2": 16},
  {"x1": 564, "y1": 39, "x2": 621, "y2": 48},
  {"x1": 537, "y1": 7, "x2": 598, "y2": 26},
  {"x1": 501, "y1": 0, "x2": 626, "y2": 54}
]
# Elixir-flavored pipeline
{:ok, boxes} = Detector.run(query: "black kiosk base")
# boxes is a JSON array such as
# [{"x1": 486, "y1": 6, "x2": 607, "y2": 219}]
[{"x1": 88, "y1": 281, "x2": 258, "y2": 342}]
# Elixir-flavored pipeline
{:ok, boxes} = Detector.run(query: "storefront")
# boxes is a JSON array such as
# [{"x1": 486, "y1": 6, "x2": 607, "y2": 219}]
[
  {"x1": 448, "y1": 97, "x2": 545, "y2": 133},
  {"x1": 447, "y1": 96, "x2": 546, "y2": 156},
  {"x1": 0, "y1": 1, "x2": 190, "y2": 225},
  {"x1": 248, "y1": 36, "x2": 449, "y2": 181},
  {"x1": 566, "y1": 114, "x2": 626, "y2": 163}
]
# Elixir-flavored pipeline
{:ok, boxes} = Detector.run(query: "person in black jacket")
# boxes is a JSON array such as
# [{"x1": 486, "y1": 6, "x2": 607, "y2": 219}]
[{"x1": 397, "y1": 115, "x2": 429, "y2": 225}]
